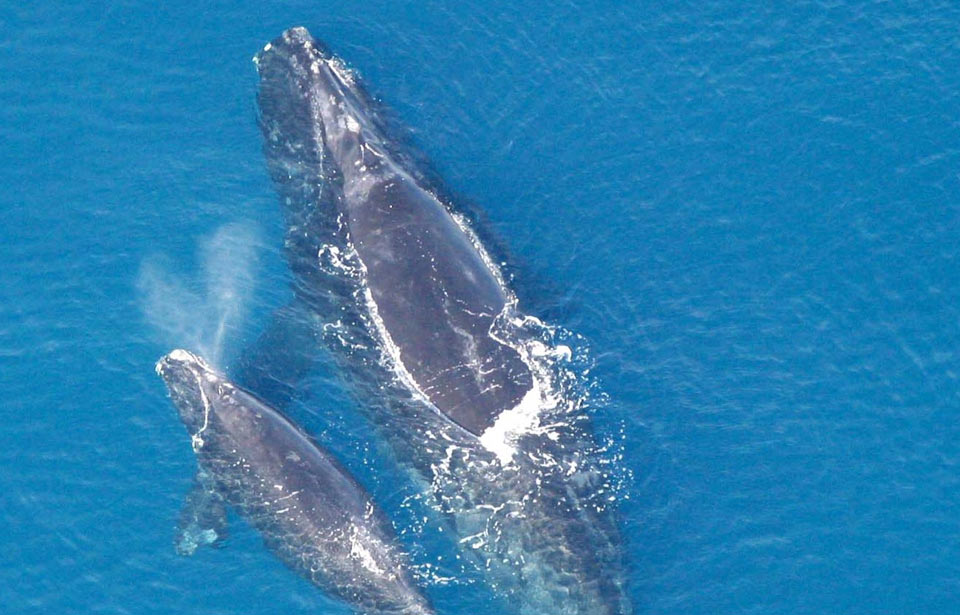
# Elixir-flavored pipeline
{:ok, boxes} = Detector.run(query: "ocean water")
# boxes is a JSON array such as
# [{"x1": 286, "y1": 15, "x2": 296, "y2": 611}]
[{"x1": 3, "y1": 1, "x2": 960, "y2": 613}]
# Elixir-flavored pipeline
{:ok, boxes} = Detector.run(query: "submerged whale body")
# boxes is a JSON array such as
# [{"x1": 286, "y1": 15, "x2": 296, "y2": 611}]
[
  {"x1": 157, "y1": 349, "x2": 434, "y2": 615},
  {"x1": 249, "y1": 27, "x2": 631, "y2": 615}
]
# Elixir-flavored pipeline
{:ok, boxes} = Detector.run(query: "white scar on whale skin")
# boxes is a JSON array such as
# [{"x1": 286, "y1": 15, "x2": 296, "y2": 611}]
[
  {"x1": 359, "y1": 266, "x2": 540, "y2": 463},
  {"x1": 189, "y1": 362, "x2": 213, "y2": 452},
  {"x1": 158, "y1": 349, "x2": 213, "y2": 452}
]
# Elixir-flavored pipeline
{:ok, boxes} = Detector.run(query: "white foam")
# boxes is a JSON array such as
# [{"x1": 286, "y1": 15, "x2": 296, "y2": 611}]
[
  {"x1": 478, "y1": 377, "x2": 543, "y2": 465},
  {"x1": 446, "y1": 209, "x2": 566, "y2": 460},
  {"x1": 360, "y1": 285, "x2": 433, "y2": 408},
  {"x1": 349, "y1": 529, "x2": 386, "y2": 576}
]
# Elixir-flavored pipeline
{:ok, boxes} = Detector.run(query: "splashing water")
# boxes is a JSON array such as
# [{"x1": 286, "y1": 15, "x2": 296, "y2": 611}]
[{"x1": 137, "y1": 222, "x2": 261, "y2": 365}]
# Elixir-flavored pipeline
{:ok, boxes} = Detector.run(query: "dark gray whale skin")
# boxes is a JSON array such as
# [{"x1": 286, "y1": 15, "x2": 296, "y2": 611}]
[
  {"x1": 254, "y1": 27, "x2": 532, "y2": 437},
  {"x1": 248, "y1": 28, "x2": 632, "y2": 615},
  {"x1": 157, "y1": 349, "x2": 433, "y2": 615}
]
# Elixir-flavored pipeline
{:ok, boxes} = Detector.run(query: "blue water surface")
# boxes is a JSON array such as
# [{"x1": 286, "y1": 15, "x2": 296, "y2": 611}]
[{"x1": 3, "y1": 1, "x2": 960, "y2": 613}]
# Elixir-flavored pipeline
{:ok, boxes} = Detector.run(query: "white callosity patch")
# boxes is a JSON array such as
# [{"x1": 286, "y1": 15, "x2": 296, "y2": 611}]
[
  {"x1": 252, "y1": 42, "x2": 272, "y2": 65},
  {"x1": 300, "y1": 51, "x2": 391, "y2": 205},
  {"x1": 167, "y1": 348, "x2": 196, "y2": 363},
  {"x1": 326, "y1": 54, "x2": 358, "y2": 87},
  {"x1": 345, "y1": 115, "x2": 361, "y2": 133}
]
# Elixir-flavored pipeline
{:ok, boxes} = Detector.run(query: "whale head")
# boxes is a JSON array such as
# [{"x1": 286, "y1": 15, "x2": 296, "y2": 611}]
[
  {"x1": 156, "y1": 349, "x2": 228, "y2": 443},
  {"x1": 254, "y1": 26, "x2": 385, "y2": 192},
  {"x1": 253, "y1": 26, "x2": 335, "y2": 157}
]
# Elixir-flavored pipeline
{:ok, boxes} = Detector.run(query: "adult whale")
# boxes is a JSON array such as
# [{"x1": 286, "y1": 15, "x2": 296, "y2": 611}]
[
  {"x1": 157, "y1": 349, "x2": 434, "y2": 615},
  {"x1": 253, "y1": 28, "x2": 533, "y2": 439},
  {"x1": 247, "y1": 27, "x2": 631, "y2": 615}
]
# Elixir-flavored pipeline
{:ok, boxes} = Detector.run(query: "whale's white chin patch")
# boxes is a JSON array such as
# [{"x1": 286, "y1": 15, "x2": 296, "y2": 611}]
[{"x1": 479, "y1": 381, "x2": 543, "y2": 465}]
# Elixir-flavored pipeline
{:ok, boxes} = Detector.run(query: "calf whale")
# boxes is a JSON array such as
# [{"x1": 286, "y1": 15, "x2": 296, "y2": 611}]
[
  {"x1": 246, "y1": 27, "x2": 631, "y2": 615},
  {"x1": 157, "y1": 349, "x2": 434, "y2": 615}
]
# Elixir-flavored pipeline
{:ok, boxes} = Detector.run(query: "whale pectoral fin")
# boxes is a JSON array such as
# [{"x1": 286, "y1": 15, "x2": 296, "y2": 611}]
[
  {"x1": 175, "y1": 469, "x2": 228, "y2": 556},
  {"x1": 231, "y1": 296, "x2": 324, "y2": 410}
]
